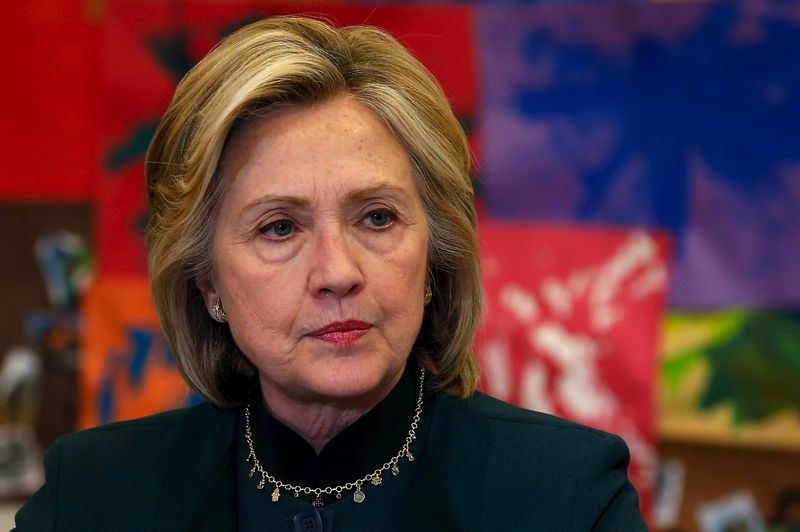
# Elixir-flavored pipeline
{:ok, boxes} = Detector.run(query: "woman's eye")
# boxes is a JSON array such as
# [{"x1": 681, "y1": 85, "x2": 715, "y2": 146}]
[
  {"x1": 260, "y1": 219, "x2": 295, "y2": 239},
  {"x1": 364, "y1": 209, "x2": 395, "y2": 228}
]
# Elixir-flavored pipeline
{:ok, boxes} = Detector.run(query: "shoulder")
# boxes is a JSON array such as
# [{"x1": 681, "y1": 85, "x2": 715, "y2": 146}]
[
  {"x1": 54, "y1": 402, "x2": 225, "y2": 458},
  {"x1": 434, "y1": 390, "x2": 622, "y2": 447},
  {"x1": 428, "y1": 390, "x2": 631, "y2": 486},
  {"x1": 49, "y1": 402, "x2": 233, "y2": 484},
  {"x1": 14, "y1": 403, "x2": 236, "y2": 531},
  {"x1": 426, "y1": 392, "x2": 645, "y2": 531}
]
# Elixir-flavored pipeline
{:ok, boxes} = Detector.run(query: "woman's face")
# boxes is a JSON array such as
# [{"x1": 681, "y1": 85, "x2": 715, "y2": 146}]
[{"x1": 202, "y1": 96, "x2": 429, "y2": 407}]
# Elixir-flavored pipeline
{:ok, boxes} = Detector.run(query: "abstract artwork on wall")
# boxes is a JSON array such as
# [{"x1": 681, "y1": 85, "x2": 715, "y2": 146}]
[
  {"x1": 475, "y1": 221, "x2": 672, "y2": 511},
  {"x1": 478, "y1": 1, "x2": 800, "y2": 309},
  {"x1": 79, "y1": 276, "x2": 191, "y2": 429},
  {"x1": 661, "y1": 310, "x2": 800, "y2": 450}
]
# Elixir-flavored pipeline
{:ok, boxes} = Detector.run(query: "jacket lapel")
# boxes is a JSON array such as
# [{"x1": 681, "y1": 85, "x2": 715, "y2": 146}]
[{"x1": 152, "y1": 404, "x2": 238, "y2": 532}]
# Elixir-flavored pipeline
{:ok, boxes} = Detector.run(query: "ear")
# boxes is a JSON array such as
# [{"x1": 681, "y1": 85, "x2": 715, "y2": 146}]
[{"x1": 195, "y1": 275, "x2": 220, "y2": 317}]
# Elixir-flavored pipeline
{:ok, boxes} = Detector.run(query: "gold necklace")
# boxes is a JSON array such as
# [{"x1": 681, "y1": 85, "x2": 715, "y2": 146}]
[{"x1": 244, "y1": 368, "x2": 425, "y2": 508}]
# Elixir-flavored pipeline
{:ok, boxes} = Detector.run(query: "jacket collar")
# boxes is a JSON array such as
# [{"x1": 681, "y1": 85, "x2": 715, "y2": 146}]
[{"x1": 153, "y1": 402, "x2": 238, "y2": 532}]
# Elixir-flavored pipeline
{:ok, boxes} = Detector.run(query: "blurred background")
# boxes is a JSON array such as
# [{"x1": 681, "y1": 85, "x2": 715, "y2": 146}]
[{"x1": 1, "y1": 0, "x2": 799, "y2": 530}]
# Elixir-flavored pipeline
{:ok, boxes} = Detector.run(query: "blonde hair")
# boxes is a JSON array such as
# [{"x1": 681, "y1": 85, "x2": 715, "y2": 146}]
[{"x1": 145, "y1": 16, "x2": 482, "y2": 406}]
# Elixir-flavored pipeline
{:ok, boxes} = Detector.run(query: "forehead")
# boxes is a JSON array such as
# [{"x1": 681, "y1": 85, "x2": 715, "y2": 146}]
[{"x1": 219, "y1": 96, "x2": 418, "y2": 202}]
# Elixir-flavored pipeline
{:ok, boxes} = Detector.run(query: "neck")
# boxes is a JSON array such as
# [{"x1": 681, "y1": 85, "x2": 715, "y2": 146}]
[{"x1": 258, "y1": 370, "x2": 405, "y2": 454}]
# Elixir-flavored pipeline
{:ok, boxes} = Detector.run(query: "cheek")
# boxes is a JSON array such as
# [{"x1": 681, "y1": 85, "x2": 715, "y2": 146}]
[
  {"x1": 225, "y1": 281, "x2": 303, "y2": 369},
  {"x1": 373, "y1": 244, "x2": 427, "y2": 318},
  {"x1": 220, "y1": 261, "x2": 301, "y2": 335},
  {"x1": 376, "y1": 282, "x2": 426, "y2": 357}
]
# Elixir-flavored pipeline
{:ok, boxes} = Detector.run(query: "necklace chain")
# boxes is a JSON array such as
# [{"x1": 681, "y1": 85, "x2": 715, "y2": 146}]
[{"x1": 244, "y1": 368, "x2": 425, "y2": 508}]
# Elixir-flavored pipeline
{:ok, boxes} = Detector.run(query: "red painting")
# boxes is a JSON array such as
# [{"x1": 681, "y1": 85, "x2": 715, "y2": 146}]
[{"x1": 476, "y1": 221, "x2": 672, "y2": 515}]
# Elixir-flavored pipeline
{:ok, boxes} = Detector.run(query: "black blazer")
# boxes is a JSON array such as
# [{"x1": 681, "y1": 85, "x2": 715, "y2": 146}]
[{"x1": 15, "y1": 392, "x2": 648, "y2": 531}]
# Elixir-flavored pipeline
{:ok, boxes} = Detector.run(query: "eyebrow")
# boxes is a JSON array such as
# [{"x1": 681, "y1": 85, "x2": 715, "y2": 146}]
[
  {"x1": 346, "y1": 183, "x2": 413, "y2": 205},
  {"x1": 242, "y1": 194, "x2": 308, "y2": 212},
  {"x1": 241, "y1": 183, "x2": 413, "y2": 214}
]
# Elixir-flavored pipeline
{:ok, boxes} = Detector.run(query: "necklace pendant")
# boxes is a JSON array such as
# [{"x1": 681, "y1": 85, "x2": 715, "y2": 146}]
[
  {"x1": 371, "y1": 475, "x2": 382, "y2": 486},
  {"x1": 353, "y1": 490, "x2": 366, "y2": 504},
  {"x1": 257, "y1": 478, "x2": 266, "y2": 490},
  {"x1": 406, "y1": 450, "x2": 415, "y2": 462},
  {"x1": 313, "y1": 494, "x2": 324, "y2": 508},
  {"x1": 391, "y1": 464, "x2": 400, "y2": 476},
  {"x1": 271, "y1": 487, "x2": 280, "y2": 503},
  {"x1": 248, "y1": 465, "x2": 257, "y2": 478},
  {"x1": 336, "y1": 492, "x2": 342, "y2": 499},
  {"x1": 294, "y1": 490, "x2": 300, "y2": 498}
]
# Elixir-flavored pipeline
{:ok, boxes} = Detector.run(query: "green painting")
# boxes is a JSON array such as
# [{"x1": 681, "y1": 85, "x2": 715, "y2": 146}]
[{"x1": 661, "y1": 311, "x2": 800, "y2": 449}]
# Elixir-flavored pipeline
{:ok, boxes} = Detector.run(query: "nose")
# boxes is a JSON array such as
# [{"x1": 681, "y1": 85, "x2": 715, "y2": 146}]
[{"x1": 307, "y1": 224, "x2": 364, "y2": 300}]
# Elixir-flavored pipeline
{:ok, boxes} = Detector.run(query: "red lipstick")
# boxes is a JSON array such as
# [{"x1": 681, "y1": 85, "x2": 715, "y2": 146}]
[{"x1": 309, "y1": 320, "x2": 371, "y2": 346}]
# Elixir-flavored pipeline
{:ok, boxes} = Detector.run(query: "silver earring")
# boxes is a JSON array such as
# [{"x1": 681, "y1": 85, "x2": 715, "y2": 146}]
[
  {"x1": 424, "y1": 285, "x2": 432, "y2": 306},
  {"x1": 212, "y1": 298, "x2": 228, "y2": 323}
]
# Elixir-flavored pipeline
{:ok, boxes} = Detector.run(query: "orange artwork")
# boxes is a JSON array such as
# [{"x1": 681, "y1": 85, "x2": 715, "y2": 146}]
[{"x1": 79, "y1": 275, "x2": 190, "y2": 429}]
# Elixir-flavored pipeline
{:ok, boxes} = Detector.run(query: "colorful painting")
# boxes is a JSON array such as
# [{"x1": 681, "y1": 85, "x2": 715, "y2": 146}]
[
  {"x1": 0, "y1": 0, "x2": 97, "y2": 201},
  {"x1": 661, "y1": 311, "x2": 800, "y2": 450},
  {"x1": 478, "y1": 1, "x2": 800, "y2": 309},
  {"x1": 79, "y1": 276, "x2": 191, "y2": 428},
  {"x1": 475, "y1": 221, "x2": 672, "y2": 513}
]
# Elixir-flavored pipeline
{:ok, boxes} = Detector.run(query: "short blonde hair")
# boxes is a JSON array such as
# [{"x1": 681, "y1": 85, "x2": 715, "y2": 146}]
[{"x1": 145, "y1": 15, "x2": 482, "y2": 406}]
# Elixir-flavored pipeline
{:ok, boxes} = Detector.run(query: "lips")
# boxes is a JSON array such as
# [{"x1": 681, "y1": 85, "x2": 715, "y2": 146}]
[{"x1": 309, "y1": 320, "x2": 371, "y2": 346}]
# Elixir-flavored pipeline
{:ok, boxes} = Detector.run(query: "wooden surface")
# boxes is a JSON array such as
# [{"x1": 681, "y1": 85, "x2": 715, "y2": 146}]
[{"x1": 658, "y1": 437, "x2": 800, "y2": 531}]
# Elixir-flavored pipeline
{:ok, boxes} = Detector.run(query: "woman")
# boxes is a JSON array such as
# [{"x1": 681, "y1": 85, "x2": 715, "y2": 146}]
[{"x1": 16, "y1": 16, "x2": 647, "y2": 531}]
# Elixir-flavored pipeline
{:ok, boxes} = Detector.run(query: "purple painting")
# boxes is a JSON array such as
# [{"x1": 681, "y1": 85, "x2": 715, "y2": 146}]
[{"x1": 477, "y1": 1, "x2": 800, "y2": 309}]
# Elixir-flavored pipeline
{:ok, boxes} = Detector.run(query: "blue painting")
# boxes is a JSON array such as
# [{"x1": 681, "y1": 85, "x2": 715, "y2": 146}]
[{"x1": 478, "y1": 0, "x2": 800, "y2": 309}]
